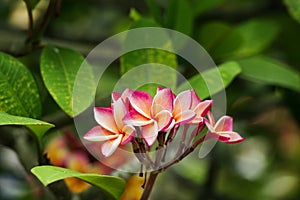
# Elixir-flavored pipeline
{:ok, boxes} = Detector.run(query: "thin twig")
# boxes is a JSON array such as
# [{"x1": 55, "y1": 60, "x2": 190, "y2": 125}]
[{"x1": 140, "y1": 172, "x2": 159, "y2": 200}]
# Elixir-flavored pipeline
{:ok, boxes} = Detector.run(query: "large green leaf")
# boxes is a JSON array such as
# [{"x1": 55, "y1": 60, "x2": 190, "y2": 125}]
[
  {"x1": 120, "y1": 18, "x2": 178, "y2": 94},
  {"x1": 166, "y1": 0, "x2": 194, "y2": 35},
  {"x1": 176, "y1": 61, "x2": 241, "y2": 99},
  {"x1": 198, "y1": 22, "x2": 242, "y2": 56},
  {"x1": 0, "y1": 112, "x2": 54, "y2": 140},
  {"x1": 0, "y1": 52, "x2": 41, "y2": 118},
  {"x1": 213, "y1": 18, "x2": 280, "y2": 60},
  {"x1": 237, "y1": 56, "x2": 300, "y2": 92},
  {"x1": 284, "y1": 0, "x2": 300, "y2": 24},
  {"x1": 146, "y1": 0, "x2": 163, "y2": 24},
  {"x1": 41, "y1": 45, "x2": 95, "y2": 117},
  {"x1": 191, "y1": 0, "x2": 224, "y2": 16},
  {"x1": 31, "y1": 166, "x2": 126, "y2": 200}
]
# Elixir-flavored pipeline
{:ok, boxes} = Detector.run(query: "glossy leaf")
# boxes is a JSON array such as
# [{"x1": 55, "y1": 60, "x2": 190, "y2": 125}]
[
  {"x1": 31, "y1": 166, "x2": 126, "y2": 200},
  {"x1": 213, "y1": 18, "x2": 280, "y2": 60},
  {"x1": 146, "y1": 0, "x2": 163, "y2": 24},
  {"x1": 41, "y1": 45, "x2": 95, "y2": 117},
  {"x1": 0, "y1": 112, "x2": 54, "y2": 140},
  {"x1": 284, "y1": 0, "x2": 300, "y2": 24},
  {"x1": 176, "y1": 61, "x2": 241, "y2": 99},
  {"x1": 166, "y1": 0, "x2": 193, "y2": 35},
  {"x1": 191, "y1": 0, "x2": 224, "y2": 16},
  {"x1": 198, "y1": 22, "x2": 242, "y2": 55},
  {"x1": 237, "y1": 56, "x2": 300, "y2": 92},
  {"x1": 120, "y1": 18, "x2": 177, "y2": 94},
  {"x1": 0, "y1": 52, "x2": 41, "y2": 118}
]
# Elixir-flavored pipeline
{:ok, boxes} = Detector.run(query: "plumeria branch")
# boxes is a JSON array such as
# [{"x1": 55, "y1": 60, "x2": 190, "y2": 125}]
[{"x1": 83, "y1": 87, "x2": 245, "y2": 199}]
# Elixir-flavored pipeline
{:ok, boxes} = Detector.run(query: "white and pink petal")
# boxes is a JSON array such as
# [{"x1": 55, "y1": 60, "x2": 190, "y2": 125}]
[
  {"x1": 190, "y1": 90, "x2": 201, "y2": 109},
  {"x1": 101, "y1": 135, "x2": 123, "y2": 157},
  {"x1": 154, "y1": 110, "x2": 173, "y2": 131},
  {"x1": 174, "y1": 110, "x2": 196, "y2": 125},
  {"x1": 215, "y1": 116, "x2": 233, "y2": 132},
  {"x1": 173, "y1": 90, "x2": 193, "y2": 116},
  {"x1": 219, "y1": 131, "x2": 245, "y2": 144},
  {"x1": 123, "y1": 109, "x2": 152, "y2": 126},
  {"x1": 121, "y1": 125, "x2": 136, "y2": 145},
  {"x1": 129, "y1": 90, "x2": 152, "y2": 118},
  {"x1": 83, "y1": 126, "x2": 119, "y2": 142},
  {"x1": 152, "y1": 88, "x2": 173, "y2": 114},
  {"x1": 94, "y1": 107, "x2": 119, "y2": 133},
  {"x1": 112, "y1": 98, "x2": 126, "y2": 130},
  {"x1": 141, "y1": 121, "x2": 159, "y2": 146}
]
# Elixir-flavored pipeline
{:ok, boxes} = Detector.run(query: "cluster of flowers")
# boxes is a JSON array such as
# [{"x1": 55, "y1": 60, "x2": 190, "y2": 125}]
[{"x1": 84, "y1": 87, "x2": 244, "y2": 157}]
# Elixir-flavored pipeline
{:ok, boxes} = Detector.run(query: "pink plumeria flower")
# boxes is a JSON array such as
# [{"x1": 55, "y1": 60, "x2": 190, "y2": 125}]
[
  {"x1": 112, "y1": 88, "x2": 133, "y2": 103},
  {"x1": 124, "y1": 88, "x2": 173, "y2": 146},
  {"x1": 83, "y1": 98, "x2": 136, "y2": 157},
  {"x1": 173, "y1": 89, "x2": 213, "y2": 125},
  {"x1": 205, "y1": 112, "x2": 245, "y2": 144}
]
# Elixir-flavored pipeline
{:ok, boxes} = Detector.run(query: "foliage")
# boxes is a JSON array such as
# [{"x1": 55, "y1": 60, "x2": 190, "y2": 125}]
[
  {"x1": 31, "y1": 166, "x2": 126, "y2": 200},
  {"x1": 1, "y1": 0, "x2": 300, "y2": 199}
]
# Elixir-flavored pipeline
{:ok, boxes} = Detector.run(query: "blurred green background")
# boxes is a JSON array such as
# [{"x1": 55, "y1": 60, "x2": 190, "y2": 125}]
[{"x1": 1, "y1": 0, "x2": 300, "y2": 199}]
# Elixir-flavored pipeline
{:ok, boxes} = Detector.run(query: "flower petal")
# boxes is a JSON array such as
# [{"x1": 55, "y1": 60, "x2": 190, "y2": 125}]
[
  {"x1": 191, "y1": 100, "x2": 213, "y2": 123},
  {"x1": 123, "y1": 109, "x2": 152, "y2": 126},
  {"x1": 121, "y1": 125, "x2": 136, "y2": 145},
  {"x1": 113, "y1": 99, "x2": 126, "y2": 130},
  {"x1": 174, "y1": 110, "x2": 196, "y2": 125},
  {"x1": 94, "y1": 107, "x2": 119, "y2": 133},
  {"x1": 142, "y1": 121, "x2": 158, "y2": 146},
  {"x1": 206, "y1": 131, "x2": 230, "y2": 142},
  {"x1": 112, "y1": 88, "x2": 133, "y2": 102},
  {"x1": 155, "y1": 110, "x2": 173, "y2": 131},
  {"x1": 101, "y1": 135, "x2": 122, "y2": 157},
  {"x1": 111, "y1": 92, "x2": 121, "y2": 102},
  {"x1": 207, "y1": 111, "x2": 215, "y2": 127},
  {"x1": 152, "y1": 88, "x2": 173, "y2": 114},
  {"x1": 215, "y1": 116, "x2": 233, "y2": 132},
  {"x1": 129, "y1": 90, "x2": 152, "y2": 118},
  {"x1": 173, "y1": 90, "x2": 193, "y2": 117},
  {"x1": 219, "y1": 131, "x2": 245, "y2": 144},
  {"x1": 190, "y1": 90, "x2": 201, "y2": 109},
  {"x1": 83, "y1": 126, "x2": 119, "y2": 141}
]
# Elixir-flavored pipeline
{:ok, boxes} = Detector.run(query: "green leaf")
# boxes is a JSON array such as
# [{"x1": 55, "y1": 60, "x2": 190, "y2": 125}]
[
  {"x1": 176, "y1": 61, "x2": 241, "y2": 99},
  {"x1": 129, "y1": 8, "x2": 142, "y2": 21},
  {"x1": 237, "y1": 56, "x2": 300, "y2": 92},
  {"x1": 146, "y1": 0, "x2": 163, "y2": 24},
  {"x1": 198, "y1": 22, "x2": 242, "y2": 55},
  {"x1": 41, "y1": 45, "x2": 95, "y2": 117},
  {"x1": 31, "y1": 166, "x2": 126, "y2": 200},
  {"x1": 166, "y1": 0, "x2": 194, "y2": 35},
  {"x1": 0, "y1": 112, "x2": 54, "y2": 140},
  {"x1": 191, "y1": 0, "x2": 224, "y2": 16},
  {"x1": 0, "y1": 52, "x2": 41, "y2": 118},
  {"x1": 213, "y1": 18, "x2": 280, "y2": 60},
  {"x1": 23, "y1": 0, "x2": 40, "y2": 10},
  {"x1": 120, "y1": 18, "x2": 178, "y2": 94},
  {"x1": 284, "y1": 0, "x2": 300, "y2": 24}
]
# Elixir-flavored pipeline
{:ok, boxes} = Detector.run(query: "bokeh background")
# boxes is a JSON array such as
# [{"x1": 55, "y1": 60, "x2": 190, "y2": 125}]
[{"x1": 1, "y1": 0, "x2": 300, "y2": 199}]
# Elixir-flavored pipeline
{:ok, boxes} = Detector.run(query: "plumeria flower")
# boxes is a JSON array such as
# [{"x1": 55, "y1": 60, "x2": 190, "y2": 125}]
[
  {"x1": 124, "y1": 88, "x2": 173, "y2": 146},
  {"x1": 112, "y1": 88, "x2": 133, "y2": 104},
  {"x1": 173, "y1": 89, "x2": 213, "y2": 125},
  {"x1": 83, "y1": 98, "x2": 136, "y2": 157},
  {"x1": 205, "y1": 112, "x2": 245, "y2": 143}
]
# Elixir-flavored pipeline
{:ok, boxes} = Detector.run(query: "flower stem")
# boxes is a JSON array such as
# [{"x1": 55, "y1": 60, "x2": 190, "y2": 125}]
[{"x1": 140, "y1": 172, "x2": 159, "y2": 200}]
